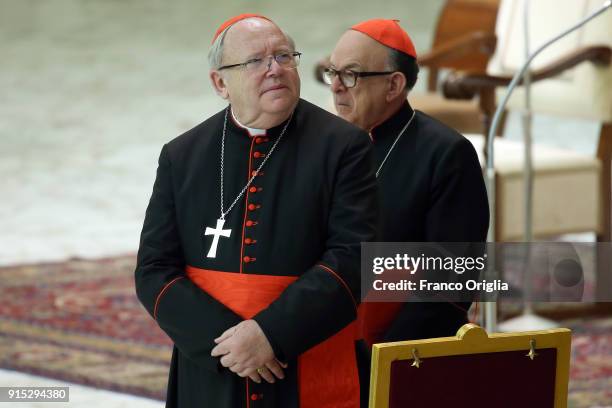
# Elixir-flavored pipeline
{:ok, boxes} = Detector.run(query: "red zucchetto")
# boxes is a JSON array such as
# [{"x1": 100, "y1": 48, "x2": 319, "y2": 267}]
[
  {"x1": 212, "y1": 13, "x2": 271, "y2": 43},
  {"x1": 351, "y1": 19, "x2": 417, "y2": 58}
]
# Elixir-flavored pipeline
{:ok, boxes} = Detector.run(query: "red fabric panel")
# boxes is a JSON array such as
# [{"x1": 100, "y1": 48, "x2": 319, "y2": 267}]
[
  {"x1": 388, "y1": 348, "x2": 558, "y2": 408},
  {"x1": 357, "y1": 302, "x2": 404, "y2": 346},
  {"x1": 185, "y1": 266, "x2": 360, "y2": 408},
  {"x1": 299, "y1": 322, "x2": 359, "y2": 408},
  {"x1": 186, "y1": 266, "x2": 295, "y2": 318}
]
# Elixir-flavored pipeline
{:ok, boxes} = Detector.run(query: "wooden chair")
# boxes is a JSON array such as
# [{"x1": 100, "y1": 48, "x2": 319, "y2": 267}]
[
  {"x1": 442, "y1": 0, "x2": 612, "y2": 300},
  {"x1": 369, "y1": 324, "x2": 572, "y2": 408},
  {"x1": 414, "y1": 0, "x2": 500, "y2": 134},
  {"x1": 313, "y1": 0, "x2": 501, "y2": 134}
]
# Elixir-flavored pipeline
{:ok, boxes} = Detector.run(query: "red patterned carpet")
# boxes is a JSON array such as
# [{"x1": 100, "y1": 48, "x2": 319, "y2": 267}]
[
  {"x1": 0, "y1": 256, "x2": 610, "y2": 406},
  {"x1": 565, "y1": 317, "x2": 612, "y2": 407},
  {"x1": 0, "y1": 256, "x2": 171, "y2": 400}
]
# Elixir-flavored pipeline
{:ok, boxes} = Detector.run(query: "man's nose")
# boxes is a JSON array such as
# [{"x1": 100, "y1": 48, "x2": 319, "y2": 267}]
[
  {"x1": 330, "y1": 75, "x2": 345, "y2": 93},
  {"x1": 266, "y1": 56, "x2": 283, "y2": 76}
]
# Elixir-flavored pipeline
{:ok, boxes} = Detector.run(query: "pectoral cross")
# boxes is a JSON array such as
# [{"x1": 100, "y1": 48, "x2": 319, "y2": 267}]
[{"x1": 204, "y1": 218, "x2": 231, "y2": 258}]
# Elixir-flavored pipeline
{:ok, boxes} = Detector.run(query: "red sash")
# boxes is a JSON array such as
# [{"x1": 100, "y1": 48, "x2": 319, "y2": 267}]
[
  {"x1": 356, "y1": 302, "x2": 403, "y2": 346},
  {"x1": 186, "y1": 266, "x2": 359, "y2": 408}
]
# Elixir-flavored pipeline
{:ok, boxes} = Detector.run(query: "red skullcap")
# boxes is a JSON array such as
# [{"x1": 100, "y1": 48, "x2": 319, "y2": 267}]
[
  {"x1": 350, "y1": 19, "x2": 417, "y2": 58},
  {"x1": 212, "y1": 13, "x2": 272, "y2": 43}
]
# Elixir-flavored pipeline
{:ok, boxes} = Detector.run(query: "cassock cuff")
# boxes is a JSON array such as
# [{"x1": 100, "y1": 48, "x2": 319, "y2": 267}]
[{"x1": 253, "y1": 315, "x2": 287, "y2": 363}]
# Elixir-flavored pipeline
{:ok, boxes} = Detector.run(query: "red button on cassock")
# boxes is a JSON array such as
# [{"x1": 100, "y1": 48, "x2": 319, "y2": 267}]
[
  {"x1": 253, "y1": 151, "x2": 264, "y2": 159},
  {"x1": 246, "y1": 220, "x2": 254, "y2": 227},
  {"x1": 243, "y1": 256, "x2": 255, "y2": 263},
  {"x1": 255, "y1": 137, "x2": 263, "y2": 144},
  {"x1": 248, "y1": 204, "x2": 257, "y2": 211},
  {"x1": 244, "y1": 238, "x2": 253, "y2": 244},
  {"x1": 249, "y1": 186, "x2": 257, "y2": 193},
  {"x1": 251, "y1": 393, "x2": 258, "y2": 401}
]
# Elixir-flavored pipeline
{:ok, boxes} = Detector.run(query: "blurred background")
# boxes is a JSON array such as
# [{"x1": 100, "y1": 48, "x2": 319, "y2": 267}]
[
  {"x1": 1, "y1": 0, "x2": 610, "y2": 407},
  {"x1": 0, "y1": 0, "x2": 443, "y2": 267}
]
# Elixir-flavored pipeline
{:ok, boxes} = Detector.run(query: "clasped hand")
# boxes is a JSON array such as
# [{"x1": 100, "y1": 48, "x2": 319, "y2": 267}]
[{"x1": 211, "y1": 319, "x2": 287, "y2": 384}]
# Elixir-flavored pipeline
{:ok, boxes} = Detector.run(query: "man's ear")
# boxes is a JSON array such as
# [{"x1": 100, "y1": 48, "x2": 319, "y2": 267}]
[
  {"x1": 386, "y1": 72, "x2": 407, "y2": 102},
  {"x1": 210, "y1": 70, "x2": 229, "y2": 99}
]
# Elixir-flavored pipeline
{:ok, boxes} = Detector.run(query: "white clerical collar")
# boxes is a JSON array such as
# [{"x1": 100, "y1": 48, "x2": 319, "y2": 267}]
[{"x1": 231, "y1": 108, "x2": 267, "y2": 136}]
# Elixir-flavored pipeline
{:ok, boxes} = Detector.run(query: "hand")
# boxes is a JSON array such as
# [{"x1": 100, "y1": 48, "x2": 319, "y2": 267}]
[
  {"x1": 211, "y1": 320, "x2": 287, "y2": 383},
  {"x1": 243, "y1": 358, "x2": 289, "y2": 384}
]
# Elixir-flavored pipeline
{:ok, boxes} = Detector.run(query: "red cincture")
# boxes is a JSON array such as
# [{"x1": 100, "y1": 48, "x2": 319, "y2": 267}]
[{"x1": 185, "y1": 266, "x2": 360, "y2": 408}]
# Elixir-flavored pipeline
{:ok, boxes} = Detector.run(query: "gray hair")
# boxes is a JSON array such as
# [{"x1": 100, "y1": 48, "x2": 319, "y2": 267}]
[
  {"x1": 207, "y1": 19, "x2": 296, "y2": 70},
  {"x1": 208, "y1": 26, "x2": 231, "y2": 70},
  {"x1": 386, "y1": 48, "x2": 419, "y2": 91}
]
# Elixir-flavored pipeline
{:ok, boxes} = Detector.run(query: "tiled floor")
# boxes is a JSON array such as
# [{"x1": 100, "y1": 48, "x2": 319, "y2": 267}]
[{"x1": 0, "y1": 369, "x2": 163, "y2": 408}]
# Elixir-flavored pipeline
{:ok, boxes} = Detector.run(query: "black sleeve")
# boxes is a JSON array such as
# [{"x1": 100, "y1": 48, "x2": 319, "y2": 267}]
[
  {"x1": 253, "y1": 131, "x2": 378, "y2": 361},
  {"x1": 134, "y1": 144, "x2": 242, "y2": 372},
  {"x1": 425, "y1": 136, "x2": 489, "y2": 242}
]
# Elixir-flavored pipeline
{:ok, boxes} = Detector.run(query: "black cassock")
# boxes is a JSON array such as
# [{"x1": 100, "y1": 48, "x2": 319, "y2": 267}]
[
  {"x1": 372, "y1": 101, "x2": 489, "y2": 341},
  {"x1": 135, "y1": 99, "x2": 377, "y2": 408},
  {"x1": 357, "y1": 101, "x2": 489, "y2": 405}
]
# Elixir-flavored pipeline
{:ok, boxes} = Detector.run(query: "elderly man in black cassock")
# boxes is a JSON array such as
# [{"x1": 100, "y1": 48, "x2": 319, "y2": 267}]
[
  {"x1": 135, "y1": 13, "x2": 377, "y2": 408},
  {"x1": 326, "y1": 18, "x2": 489, "y2": 405}
]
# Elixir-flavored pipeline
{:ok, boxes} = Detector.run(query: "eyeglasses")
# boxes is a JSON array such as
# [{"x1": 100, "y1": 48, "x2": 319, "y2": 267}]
[
  {"x1": 218, "y1": 52, "x2": 302, "y2": 72},
  {"x1": 323, "y1": 67, "x2": 395, "y2": 88}
]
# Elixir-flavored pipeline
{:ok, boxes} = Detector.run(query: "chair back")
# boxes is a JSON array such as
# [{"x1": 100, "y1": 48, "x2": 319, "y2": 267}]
[
  {"x1": 432, "y1": 0, "x2": 500, "y2": 71},
  {"x1": 488, "y1": 0, "x2": 612, "y2": 121}
]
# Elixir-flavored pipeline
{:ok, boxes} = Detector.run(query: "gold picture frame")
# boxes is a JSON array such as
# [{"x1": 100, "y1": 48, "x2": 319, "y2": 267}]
[{"x1": 369, "y1": 323, "x2": 571, "y2": 408}]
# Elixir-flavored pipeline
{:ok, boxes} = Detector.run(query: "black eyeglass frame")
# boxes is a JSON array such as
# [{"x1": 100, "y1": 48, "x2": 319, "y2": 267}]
[
  {"x1": 323, "y1": 67, "x2": 395, "y2": 88},
  {"x1": 217, "y1": 52, "x2": 302, "y2": 71}
]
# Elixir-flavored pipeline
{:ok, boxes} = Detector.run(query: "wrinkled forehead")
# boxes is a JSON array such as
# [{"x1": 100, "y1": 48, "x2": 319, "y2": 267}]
[
  {"x1": 224, "y1": 18, "x2": 292, "y2": 59},
  {"x1": 331, "y1": 30, "x2": 389, "y2": 70}
]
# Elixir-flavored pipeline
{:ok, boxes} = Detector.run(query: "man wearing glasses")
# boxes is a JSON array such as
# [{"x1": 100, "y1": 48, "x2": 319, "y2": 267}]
[
  {"x1": 327, "y1": 18, "x2": 489, "y2": 405},
  {"x1": 135, "y1": 14, "x2": 377, "y2": 408}
]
